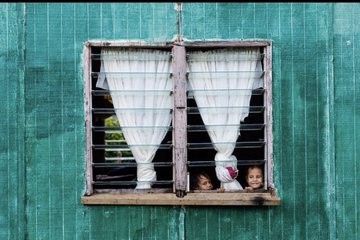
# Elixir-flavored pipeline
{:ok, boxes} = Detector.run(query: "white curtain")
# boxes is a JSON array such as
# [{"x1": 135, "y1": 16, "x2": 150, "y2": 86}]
[
  {"x1": 188, "y1": 48, "x2": 263, "y2": 191},
  {"x1": 97, "y1": 48, "x2": 172, "y2": 189}
]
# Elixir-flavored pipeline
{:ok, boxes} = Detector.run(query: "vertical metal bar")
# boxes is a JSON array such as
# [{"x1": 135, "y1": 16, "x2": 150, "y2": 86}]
[{"x1": 172, "y1": 44, "x2": 187, "y2": 197}]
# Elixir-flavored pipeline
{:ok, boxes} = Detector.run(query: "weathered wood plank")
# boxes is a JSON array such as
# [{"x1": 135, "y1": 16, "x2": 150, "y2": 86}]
[
  {"x1": 81, "y1": 192, "x2": 281, "y2": 206},
  {"x1": 83, "y1": 42, "x2": 93, "y2": 195},
  {"x1": 172, "y1": 45, "x2": 188, "y2": 197}
]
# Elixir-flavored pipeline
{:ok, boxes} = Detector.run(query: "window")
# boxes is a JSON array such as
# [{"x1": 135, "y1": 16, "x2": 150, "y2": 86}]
[{"x1": 81, "y1": 40, "x2": 280, "y2": 205}]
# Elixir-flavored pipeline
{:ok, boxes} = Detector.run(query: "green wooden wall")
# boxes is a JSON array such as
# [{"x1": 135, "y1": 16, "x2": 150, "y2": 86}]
[{"x1": 1, "y1": 2, "x2": 359, "y2": 240}]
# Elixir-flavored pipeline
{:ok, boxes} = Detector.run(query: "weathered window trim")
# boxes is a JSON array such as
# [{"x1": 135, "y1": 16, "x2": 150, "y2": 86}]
[
  {"x1": 82, "y1": 39, "x2": 280, "y2": 206},
  {"x1": 81, "y1": 192, "x2": 280, "y2": 206}
]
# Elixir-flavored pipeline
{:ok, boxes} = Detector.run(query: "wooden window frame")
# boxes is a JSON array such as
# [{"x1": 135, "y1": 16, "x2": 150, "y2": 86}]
[{"x1": 81, "y1": 39, "x2": 280, "y2": 206}]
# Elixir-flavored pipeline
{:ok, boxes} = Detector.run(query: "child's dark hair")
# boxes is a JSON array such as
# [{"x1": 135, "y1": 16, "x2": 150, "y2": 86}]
[
  {"x1": 246, "y1": 165, "x2": 263, "y2": 176},
  {"x1": 190, "y1": 171, "x2": 211, "y2": 190}
]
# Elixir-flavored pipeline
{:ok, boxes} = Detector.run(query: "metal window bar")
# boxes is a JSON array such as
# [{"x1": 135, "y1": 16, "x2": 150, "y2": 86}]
[
  {"x1": 187, "y1": 88, "x2": 265, "y2": 96},
  {"x1": 187, "y1": 124, "x2": 264, "y2": 132},
  {"x1": 93, "y1": 143, "x2": 173, "y2": 150},
  {"x1": 93, "y1": 126, "x2": 173, "y2": 132},
  {"x1": 187, "y1": 141, "x2": 265, "y2": 149},
  {"x1": 92, "y1": 89, "x2": 173, "y2": 96},
  {"x1": 91, "y1": 53, "x2": 172, "y2": 61},
  {"x1": 187, "y1": 106, "x2": 264, "y2": 114},
  {"x1": 188, "y1": 160, "x2": 266, "y2": 167},
  {"x1": 186, "y1": 53, "x2": 265, "y2": 62}
]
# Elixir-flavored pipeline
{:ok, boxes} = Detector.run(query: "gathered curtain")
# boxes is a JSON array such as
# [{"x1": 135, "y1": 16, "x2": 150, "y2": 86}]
[
  {"x1": 188, "y1": 48, "x2": 263, "y2": 191},
  {"x1": 97, "y1": 48, "x2": 172, "y2": 189}
]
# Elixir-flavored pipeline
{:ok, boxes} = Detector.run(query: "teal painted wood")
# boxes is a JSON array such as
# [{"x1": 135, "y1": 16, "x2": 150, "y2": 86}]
[
  {"x1": 0, "y1": 3, "x2": 26, "y2": 240},
  {"x1": 1, "y1": 2, "x2": 360, "y2": 240},
  {"x1": 333, "y1": 3, "x2": 360, "y2": 240}
]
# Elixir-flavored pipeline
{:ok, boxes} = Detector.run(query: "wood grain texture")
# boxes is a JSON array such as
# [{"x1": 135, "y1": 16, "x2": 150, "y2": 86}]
[{"x1": 81, "y1": 192, "x2": 280, "y2": 206}]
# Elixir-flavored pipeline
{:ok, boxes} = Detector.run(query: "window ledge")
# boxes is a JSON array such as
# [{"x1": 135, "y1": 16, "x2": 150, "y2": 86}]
[{"x1": 81, "y1": 192, "x2": 280, "y2": 206}]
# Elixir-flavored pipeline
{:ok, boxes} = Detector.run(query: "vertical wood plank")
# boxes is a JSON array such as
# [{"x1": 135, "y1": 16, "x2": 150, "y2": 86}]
[
  {"x1": 172, "y1": 44, "x2": 187, "y2": 196},
  {"x1": 83, "y1": 42, "x2": 93, "y2": 196}
]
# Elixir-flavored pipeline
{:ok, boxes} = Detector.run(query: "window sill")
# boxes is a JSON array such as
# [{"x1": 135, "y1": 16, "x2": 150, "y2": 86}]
[{"x1": 81, "y1": 192, "x2": 281, "y2": 206}]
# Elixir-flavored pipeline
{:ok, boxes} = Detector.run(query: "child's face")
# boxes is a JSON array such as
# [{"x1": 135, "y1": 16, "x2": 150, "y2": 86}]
[
  {"x1": 246, "y1": 167, "x2": 263, "y2": 189},
  {"x1": 196, "y1": 175, "x2": 213, "y2": 190}
]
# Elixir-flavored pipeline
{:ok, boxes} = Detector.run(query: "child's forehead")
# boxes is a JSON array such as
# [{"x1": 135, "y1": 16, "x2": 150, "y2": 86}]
[
  {"x1": 248, "y1": 167, "x2": 262, "y2": 173},
  {"x1": 198, "y1": 174, "x2": 209, "y2": 180}
]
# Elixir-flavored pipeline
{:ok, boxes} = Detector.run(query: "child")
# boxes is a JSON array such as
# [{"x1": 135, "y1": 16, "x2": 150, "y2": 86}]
[
  {"x1": 191, "y1": 171, "x2": 214, "y2": 190},
  {"x1": 245, "y1": 165, "x2": 264, "y2": 191}
]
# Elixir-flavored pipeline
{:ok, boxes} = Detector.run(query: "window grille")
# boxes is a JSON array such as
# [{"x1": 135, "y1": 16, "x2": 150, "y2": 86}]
[{"x1": 82, "y1": 40, "x2": 279, "y2": 205}]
